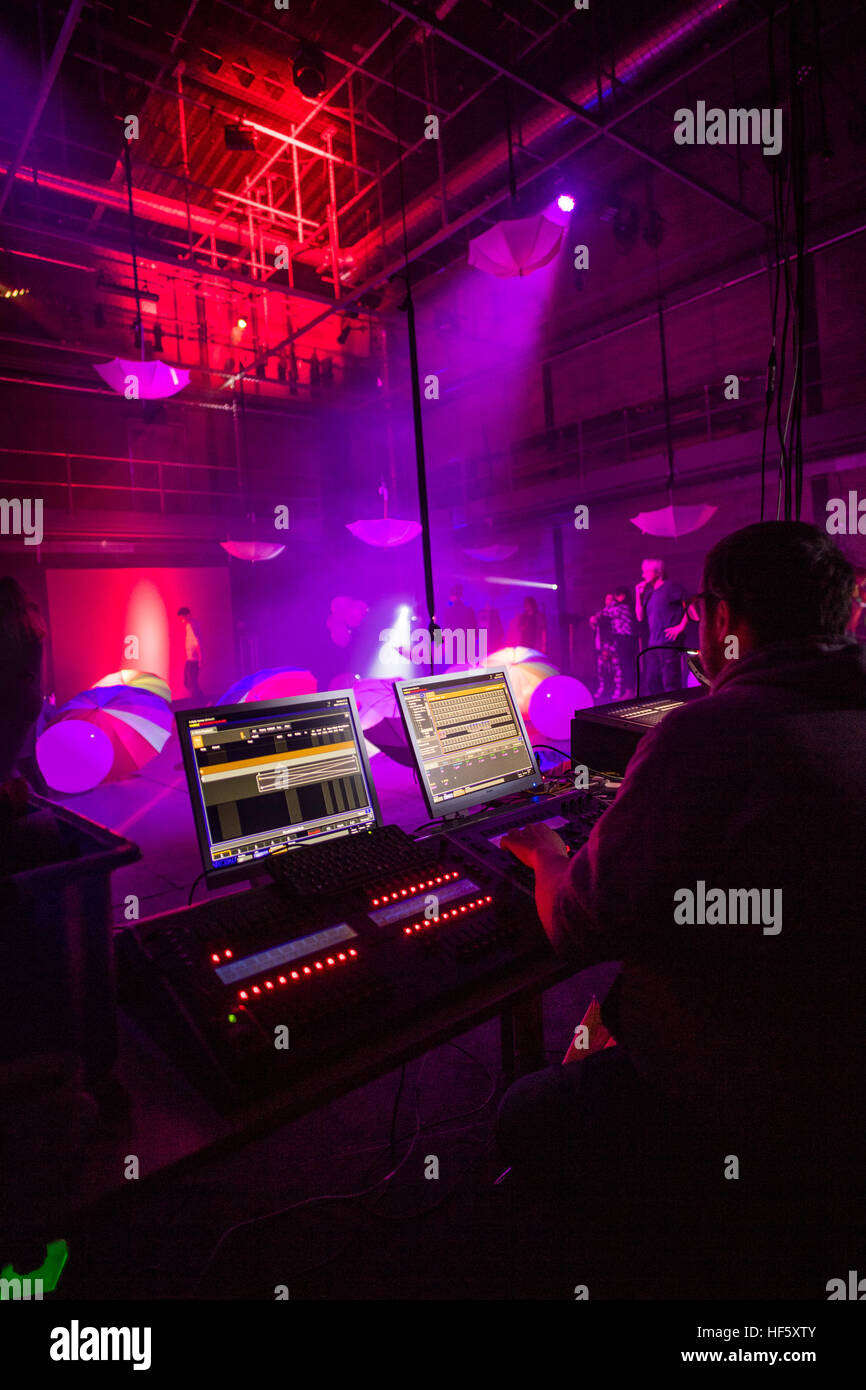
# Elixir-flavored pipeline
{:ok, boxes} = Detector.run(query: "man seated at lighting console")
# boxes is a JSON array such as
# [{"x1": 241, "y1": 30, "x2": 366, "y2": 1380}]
[{"x1": 499, "y1": 522, "x2": 866, "y2": 1214}]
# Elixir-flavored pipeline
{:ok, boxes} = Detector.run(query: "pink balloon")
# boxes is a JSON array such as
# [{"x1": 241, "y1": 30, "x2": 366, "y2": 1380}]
[{"x1": 529, "y1": 676, "x2": 593, "y2": 742}]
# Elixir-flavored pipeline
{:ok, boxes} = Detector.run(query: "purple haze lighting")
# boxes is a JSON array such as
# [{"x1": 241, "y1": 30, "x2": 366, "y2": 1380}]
[{"x1": 557, "y1": 194, "x2": 576, "y2": 213}]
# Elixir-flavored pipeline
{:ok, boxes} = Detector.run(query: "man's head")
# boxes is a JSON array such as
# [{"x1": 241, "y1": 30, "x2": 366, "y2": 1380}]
[
  {"x1": 613, "y1": 586, "x2": 629, "y2": 604},
  {"x1": 698, "y1": 521, "x2": 854, "y2": 680},
  {"x1": 177, "y1": 606, "x2": 191, "y2": 621},
  {"x1": 641, "y1": 558, "x2": 665, "y2": 583}
]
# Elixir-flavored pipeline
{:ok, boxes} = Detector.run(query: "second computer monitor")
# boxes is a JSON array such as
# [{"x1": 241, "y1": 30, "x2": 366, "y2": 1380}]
[{"x1": 396, "y1": 667, "x2": 541, "y2": 817}]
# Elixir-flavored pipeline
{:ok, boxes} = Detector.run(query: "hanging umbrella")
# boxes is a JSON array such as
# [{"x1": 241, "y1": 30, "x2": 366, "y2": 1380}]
[
  {"x1": 346, "y1": 482, "x2": 421, "y2": 549},
  {"x1": 629, "y1": 503, "x2": 718, "y2": 537},
  {"x1": 93, "y1": 358, "x2": 190, "y2": 399},
  {"x1": 94, "y1": 668, "x2": 171, "y2": 702},
  {"x1": 219, "y1": 667, "x2": 317, "y2": 705},
  {"x1": 47, "y1": 683, "x2": 174, "y2": 782},
  {"x1": 220, "y1": 540, "x2": 285, "y2": 562},
  {"x1": 468, "y1": 213, "x2": 563, "y2": 278}
]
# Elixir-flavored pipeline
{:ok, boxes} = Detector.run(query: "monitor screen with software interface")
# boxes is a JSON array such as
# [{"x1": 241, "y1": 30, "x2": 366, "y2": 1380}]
[
  {"x1": 395, "y1": 667, "x2": 541, "y2": 817},
  {"x1": 176, "y1": 691, "x2": 381, "y2": 884}
]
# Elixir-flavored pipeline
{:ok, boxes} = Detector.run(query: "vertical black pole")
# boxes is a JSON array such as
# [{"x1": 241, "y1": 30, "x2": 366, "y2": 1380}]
[
  {"x1": 122, "y1": 141, "x2": 145, "y2": 362},
  {"x1": 405, "y1": 286, "x2": 437, "y2": 676}
]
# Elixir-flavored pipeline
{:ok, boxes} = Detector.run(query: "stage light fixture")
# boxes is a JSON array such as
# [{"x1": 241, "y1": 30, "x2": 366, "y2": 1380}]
[
  {"x1": 293, "y1": 42, "x2": 326, "y2": 99},
  {"x1": 224, "y1": 124, "x2": 256, "y2": 152},
  {"x1": 557, "y1": 194, "x2": 575, "y2": 212},
  {"x1": 152, "y1": 322, "x2": 164, "y2": 352},
  {"x1": 337, "y1": 320, "x2": 352, "y2": 345},
  {"x1": 233, "y1": 59, "x2": 255, "y2": 90},
  {"x1": 237, "y1": 317, "x2": 248, "y2": 329}
]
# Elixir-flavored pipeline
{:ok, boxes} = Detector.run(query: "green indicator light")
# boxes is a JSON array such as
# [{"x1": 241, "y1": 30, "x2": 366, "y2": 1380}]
[{"x1": 228, "y1": 1013, "x2": 238, "y2": 1023}]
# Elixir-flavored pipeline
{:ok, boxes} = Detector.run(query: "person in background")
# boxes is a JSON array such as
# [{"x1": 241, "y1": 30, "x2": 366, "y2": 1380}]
[
  {"x1": 477, "y1": 597, "x2": 505, "y2": 656},
  {"x1": 634, "y1": 558, "x2": 690, "y2": 694},
  {"x1": 508, "y1": 594, "x2": 546, "y2": 652},
  {"x1": 589, "y1": 592, "x2": 616, "y2": 702},
  {"x1": 177, "y1": 606, "x2": 204, "y2": 702},
  {"x1": 0, "y1": 578, "x2": 46, "y2": 796},
  {"x1": 590, "y1": 588, "x2": 637, "y2": 702}
]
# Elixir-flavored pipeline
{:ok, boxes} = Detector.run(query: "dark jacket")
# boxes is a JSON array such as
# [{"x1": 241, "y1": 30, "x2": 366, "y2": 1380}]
[{"x1": 555, "y1": 636, "x2": 866, "y2": 1176}]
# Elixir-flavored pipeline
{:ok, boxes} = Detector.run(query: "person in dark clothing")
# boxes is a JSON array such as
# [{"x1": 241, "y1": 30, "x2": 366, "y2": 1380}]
[
  {"x1": 590, "y1": 589, "x2": 636, "y2": 702},
  {"x1": 0, "y1": 578, "x2": 45, "y2": 787},
  {"x1": 498, "y1": 524, "x2": 865, "y2": 1233},
  {"x1": 634, "y1": 558, "x2": 690, "y2": 693}
]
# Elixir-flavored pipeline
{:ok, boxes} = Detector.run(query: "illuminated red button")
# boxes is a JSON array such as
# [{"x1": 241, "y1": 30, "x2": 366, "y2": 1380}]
[
  {"x1": 337, "y1": 952, "x2": 346, "y2": 961},
  {"x1": 372, "y1": 898, "x2": 380, "y2": 907},
  {"x1": 291, "y1": 970, "x2": 299, "y2": 980},
  {"x1": 278, "y1": 976, "x2": 287, "y2": 985},
  {"x1": 303, "y1": 966, "x2": 312, "y2": 975},
  {"x1": 348, "y1": 948, "x2": 357, "y2": 957},
  {"x1": 252, "y1": 986, "x2": 261, "y2": 995},
  {"x1": 265, "y1": 980, "x2": 274, "y2": 989},
  {"x1": 326, "y1": 957, "x2": 335, "y2": 966},
  {"x1": 314, "y1": 961, "x2": 324, "y2": 970},
  {"x1": 460, "y1": 905, "x2": 467, "y2": 913},
  {"x1": 239, "y1": 990, "x2": 248, "y2": 1000},
  {"x1": 485, "y1": 895, "x2": 493, "y2": 903},
  {"x1": 224, "y1": 950, "x2": 233, "y2": 959},
  {"x1": 404, "y1": 927, "x2": 412, "y2": 936},
  {"x1": 211, "y1": 954, "x2": 220, "y2": 963}
]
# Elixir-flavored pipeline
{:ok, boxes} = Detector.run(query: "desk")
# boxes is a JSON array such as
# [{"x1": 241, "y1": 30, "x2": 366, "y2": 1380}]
[{"x1": 5, "y1": 944, "x2": 575, "y2": 1257}]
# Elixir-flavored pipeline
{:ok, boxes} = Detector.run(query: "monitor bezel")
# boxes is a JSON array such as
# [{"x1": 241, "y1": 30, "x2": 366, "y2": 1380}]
[
  {"x1": 394, "y1": 665, "x2": 541, "y2": 819},
  {"x1": 176, "y1": 689, "x2": 382, "y2": 889}
]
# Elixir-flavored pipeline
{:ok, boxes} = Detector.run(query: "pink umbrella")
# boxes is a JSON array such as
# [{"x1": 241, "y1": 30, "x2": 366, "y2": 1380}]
[
  {"x1": 93, "y1": 358, "x2": 190, "y2": 399},
  {"x1": 346, "y1": 483, "x2": 420, "y2": 548},
  {"x1": 629, "y1": 503, "x2": 718, "y2": 538},
  {"x1": 220, "y1": 540, "x2": 285, "y2": 562},
  {"x1": 468, "y1": 213, "x2": 563, "y2": 278}
]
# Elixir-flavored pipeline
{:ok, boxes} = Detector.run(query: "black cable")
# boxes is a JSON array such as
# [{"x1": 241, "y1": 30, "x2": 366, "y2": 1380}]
[
  {"x1": 187, "y1": 871, "x2": 206, "y2": 906},
  {"x1": 532, "y1": 743, "x2": 572, "y2": 764},
  {"x1": 634, "y1": 643, "x2": 689, "y2": 698}
]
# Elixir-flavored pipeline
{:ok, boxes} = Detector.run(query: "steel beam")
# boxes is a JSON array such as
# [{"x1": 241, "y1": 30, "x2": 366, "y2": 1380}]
[
  {"x1": 381, "y1": 0, "x2": 762, "y2": 225},
  {"x1": 0, "y1": 0, "x2": 86, "y2": 217}
]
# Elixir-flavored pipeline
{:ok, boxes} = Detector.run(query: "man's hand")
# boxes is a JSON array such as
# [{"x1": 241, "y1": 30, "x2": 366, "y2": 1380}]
[
  {"x1": 500, "y1": 823, "x2": 569, "y2": 866},
  {"x1": 664, "y1": 622, "x2": 685, "y2": 641},
  {"x1": 500, "y1": 824, "x2": 572, "y2": 941}
]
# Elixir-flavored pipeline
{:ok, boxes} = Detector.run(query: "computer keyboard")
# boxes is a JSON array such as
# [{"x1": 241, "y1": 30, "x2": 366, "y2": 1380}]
[{"x1": 267, "y1": 823, "x2": 432, "y2": 895}]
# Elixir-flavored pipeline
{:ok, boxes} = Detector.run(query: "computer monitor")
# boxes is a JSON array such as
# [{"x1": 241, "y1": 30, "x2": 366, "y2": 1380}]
[
  {"x1": 395, "y1": 667, "x2": 541, "y2": 818},
  {"x1": 176, "y1": 690, "x2": 381, "y2": 886}
]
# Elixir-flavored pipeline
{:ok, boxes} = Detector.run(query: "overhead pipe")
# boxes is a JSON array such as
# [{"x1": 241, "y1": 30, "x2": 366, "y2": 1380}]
[{"x1": 346, "y1": 0, "x2": 760, "y2": 275}]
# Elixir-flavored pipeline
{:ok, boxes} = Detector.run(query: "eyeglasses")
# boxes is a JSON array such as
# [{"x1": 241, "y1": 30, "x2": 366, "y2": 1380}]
[{"x1": 685, "y1": 592, "x2": 720, "y2": 622}]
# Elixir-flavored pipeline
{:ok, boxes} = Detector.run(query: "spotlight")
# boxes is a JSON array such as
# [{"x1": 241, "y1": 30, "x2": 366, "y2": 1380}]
[
  {"x1": 293, "y1": 42, "x2": 326, "y2": 100},
  {"x1": 336, "y1": 320, "x2": 352, "y2": 345},
  {"x1": 224, "y1": 124, "x2": 256, "y2": 152},
  {"x1": 557, "y1": 194, "x2": 575, "y2": 213},
  {"x1": 237, "y1": 317, "x2": 248, "y2": 330}
]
